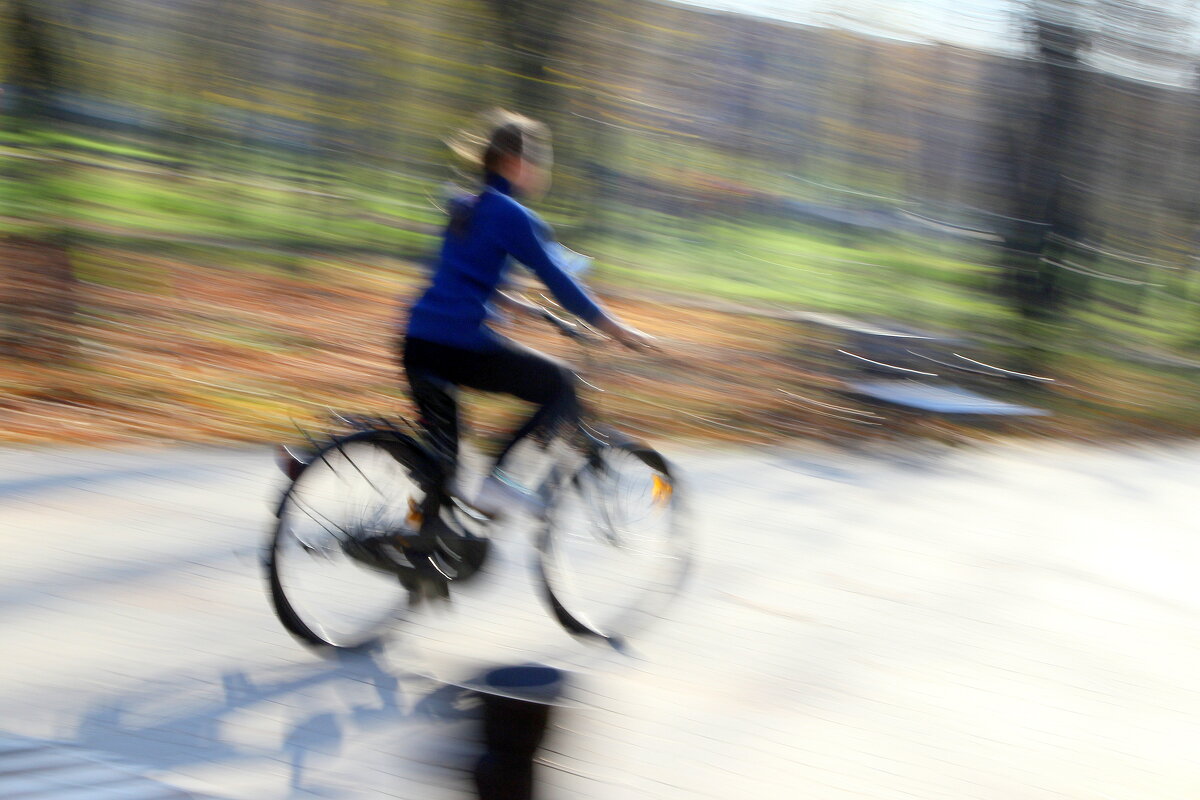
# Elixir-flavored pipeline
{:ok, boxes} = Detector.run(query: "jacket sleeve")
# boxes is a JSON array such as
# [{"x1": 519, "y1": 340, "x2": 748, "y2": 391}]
[{"x1": 494, "y1": 203, "x2": 605, "y2": 324}]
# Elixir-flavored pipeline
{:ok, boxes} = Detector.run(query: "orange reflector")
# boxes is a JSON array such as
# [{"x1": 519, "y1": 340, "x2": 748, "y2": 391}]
[
  {"x1": 651, "y1": 474, "x2": 672, "y2": 504},
  {"x1": 406, "y1": 497, "x2": 423, "y2": 526}
]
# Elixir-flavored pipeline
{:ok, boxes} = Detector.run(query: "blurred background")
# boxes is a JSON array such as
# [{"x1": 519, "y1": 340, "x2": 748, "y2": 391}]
[
  {"x1": 5, "y1": 5, "x2": 1200, "y2": 798},
  {"x1": 3, "y1": 0, "x2": 1200, "y2": 446}
]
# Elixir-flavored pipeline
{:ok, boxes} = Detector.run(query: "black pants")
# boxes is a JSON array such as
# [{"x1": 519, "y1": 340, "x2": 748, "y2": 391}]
[{"x1": 402, "y1": 335, "x2": 580, "y2": 471}]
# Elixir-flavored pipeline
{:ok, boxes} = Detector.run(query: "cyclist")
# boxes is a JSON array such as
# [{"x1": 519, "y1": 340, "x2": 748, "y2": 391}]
[{"x1": 401, "y1": 110, "x2": 652, "y2": 517}]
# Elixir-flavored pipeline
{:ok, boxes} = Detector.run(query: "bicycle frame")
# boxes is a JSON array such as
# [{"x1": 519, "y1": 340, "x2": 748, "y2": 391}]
[
  {"x1": 274, "y1": 302, "x2": 625, "y2": 523},
  {"x1": 266, "y1": 305, "x2": 682, "y2": 649}
]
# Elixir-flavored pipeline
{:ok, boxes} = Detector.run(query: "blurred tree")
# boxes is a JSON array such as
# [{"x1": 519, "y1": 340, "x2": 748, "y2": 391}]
[
  {"x1": 990, "y1": 0, "x2": 1200, "y2": 321},
  {"x1": 990, "y1": 8, "x2": 1093, "y2": 319},
  {"x1": 481, "y1": 0, "x2": 626, "y2": 238},
  {"x1": 485, "y1": 0, "x2": 575, "y2": 117},
  {"x1": 2, "y1": 0, "x2": 78, "y2": 361}
]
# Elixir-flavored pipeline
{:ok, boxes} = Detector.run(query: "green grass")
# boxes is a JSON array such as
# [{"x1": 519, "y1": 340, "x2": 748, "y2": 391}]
[
  {"x1": 576, "y1": 213, "x2": 1014, "y2": 334},
  {"x1": 5, "y1": 127, "x2": 1200, "y2": 366}
]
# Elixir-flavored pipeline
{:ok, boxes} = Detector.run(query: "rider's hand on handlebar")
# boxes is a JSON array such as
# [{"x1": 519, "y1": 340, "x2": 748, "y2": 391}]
[
  {"x1": 618, "y1": 325, "x2": 657, "y2": 352},
  {"x1": 598, "y1": 317, "x2": 656, "y2": 351}
]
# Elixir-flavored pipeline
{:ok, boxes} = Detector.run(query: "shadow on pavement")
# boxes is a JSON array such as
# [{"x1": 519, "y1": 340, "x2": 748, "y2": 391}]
[{"x1": 72, "y1": 648, "x2": 417, "y2": 796}]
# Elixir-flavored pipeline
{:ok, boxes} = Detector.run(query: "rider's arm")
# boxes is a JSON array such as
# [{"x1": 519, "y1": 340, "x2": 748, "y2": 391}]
[
  {"x1": 494, "y1": 204, "x2": 605, "y2": 324},
  {"x1": 493, "y1": 289, "x2": 543, "y2": 318},
  {"x1": 494, "y1": 203, "x2": 653, "y2": 349}
]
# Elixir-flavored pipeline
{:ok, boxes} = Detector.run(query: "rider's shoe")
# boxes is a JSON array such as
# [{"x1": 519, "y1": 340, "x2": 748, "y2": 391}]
[{"x1": 470, "y1": 470, "x2": 546, "y2": 520}]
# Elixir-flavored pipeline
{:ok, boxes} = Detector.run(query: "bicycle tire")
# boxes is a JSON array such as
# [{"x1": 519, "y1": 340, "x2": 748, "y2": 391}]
[
  {"x1": 536, "y1": 438, "x2": 690, "y2": 647},
  {"x1": 265, "y1": 429, "x2": 450, "y2": 650}
]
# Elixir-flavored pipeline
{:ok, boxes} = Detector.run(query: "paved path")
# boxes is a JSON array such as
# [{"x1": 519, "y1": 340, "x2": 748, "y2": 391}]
[
  {"x1": 0, "y1": 735, "x2": 219, "y2": 799},
  {"x1": 2, "y1": 441, "x2": 1198, "y2": 798}
]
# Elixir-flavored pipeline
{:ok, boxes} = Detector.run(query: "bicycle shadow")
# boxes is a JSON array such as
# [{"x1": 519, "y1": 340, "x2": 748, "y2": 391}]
[{"x1": 72, "y1": 648, "x2": 478, "y2": 797}]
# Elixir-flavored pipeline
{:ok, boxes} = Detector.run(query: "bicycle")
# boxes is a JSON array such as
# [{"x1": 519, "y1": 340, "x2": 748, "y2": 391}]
[{"x1": 263, "y1": 307, "x2": 689, "y2": 652}]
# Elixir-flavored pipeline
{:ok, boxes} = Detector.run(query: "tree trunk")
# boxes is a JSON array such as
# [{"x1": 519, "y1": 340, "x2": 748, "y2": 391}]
[
  {"x1": 994, "y1": 17, "x2": 1091, "y2": 320},
  {"x1": 2, "y1": 0, "x2": 78, "y2": 362}
]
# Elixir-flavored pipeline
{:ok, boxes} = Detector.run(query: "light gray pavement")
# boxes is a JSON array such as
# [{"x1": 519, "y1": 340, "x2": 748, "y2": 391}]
[{"x1": 1, "y1": 440, "x2": 1198, "y2": 799}]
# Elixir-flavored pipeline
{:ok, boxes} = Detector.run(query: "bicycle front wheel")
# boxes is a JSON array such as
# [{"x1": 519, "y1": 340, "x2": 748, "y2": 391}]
[
  {"x1": 537, "y1": 441, "x2": 689, "y2": 646},
  {"x1": 266, "y1": 431, "x2": 434, "y2": 650}
]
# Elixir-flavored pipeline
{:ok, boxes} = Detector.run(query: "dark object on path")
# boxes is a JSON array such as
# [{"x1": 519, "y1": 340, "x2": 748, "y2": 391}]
[{"x1": 472, "y1": 665, "x2": 565, "y2": 800}]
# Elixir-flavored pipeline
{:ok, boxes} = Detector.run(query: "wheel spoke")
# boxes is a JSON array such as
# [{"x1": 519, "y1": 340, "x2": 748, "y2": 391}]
[
  {"x1": 539, "y1": 443, "x2": 688, "y2": 644},
  {"x1": 267, "y1": 430, "x2": 488, "y2": 650},
  {"x1": 268, "y1": 434, "x2": 425, "y2": 649}
]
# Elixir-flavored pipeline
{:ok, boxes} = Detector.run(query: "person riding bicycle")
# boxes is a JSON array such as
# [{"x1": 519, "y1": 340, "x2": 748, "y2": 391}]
[{"x1": 402, "y1": 110, "x2": 652, "y2": 517}]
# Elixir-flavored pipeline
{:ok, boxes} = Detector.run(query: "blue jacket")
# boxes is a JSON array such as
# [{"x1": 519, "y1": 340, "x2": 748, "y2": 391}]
[{"x1": 406, "y1": 173, "x2": 605, "y2": 351}]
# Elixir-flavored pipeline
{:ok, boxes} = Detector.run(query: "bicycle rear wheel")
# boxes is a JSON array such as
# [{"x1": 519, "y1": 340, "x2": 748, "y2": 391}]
[
  {"x1": 266, "y1": 430, "x2": 437, "y2": 650},
  {"x1": 537, "y1": 440, "x2": 689, "y2": 647}
]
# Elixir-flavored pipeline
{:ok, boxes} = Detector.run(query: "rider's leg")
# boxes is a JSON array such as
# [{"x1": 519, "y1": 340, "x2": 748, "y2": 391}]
[
  {"x1": 405, "y1": 335, "x2": 578, "y2": 462},
  {"x1": 467, "y1": 340, "x2": 579, "y2": 514},
  {"x1": 402, "y1": 335, "x2": 579, "y2": 509},
  {"x1": 402, "y1": 339, "x2": 462, "y2": 480},
  {"x1": 487, "y1": 346, "x2": 579, "y2": 470}
]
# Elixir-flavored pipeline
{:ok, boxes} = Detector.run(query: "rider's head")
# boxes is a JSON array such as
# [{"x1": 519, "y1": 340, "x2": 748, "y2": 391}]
[{"x1": 479, "y1": 111, "x2": 552, "y2": 198}]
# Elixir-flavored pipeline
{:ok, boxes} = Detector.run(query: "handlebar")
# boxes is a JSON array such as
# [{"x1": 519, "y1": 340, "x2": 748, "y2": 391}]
[
  {"x1": 522, "y1": 292, "x2": 656, "y2": 353},
  {"x1": 536, "y1": 306, "x2": 603, "y2": 345}
]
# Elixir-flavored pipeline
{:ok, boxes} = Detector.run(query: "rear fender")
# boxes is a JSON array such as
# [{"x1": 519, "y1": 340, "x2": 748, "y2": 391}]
[{"x1": 274, "y1": 429, "x2": 439, "y2": 518}]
